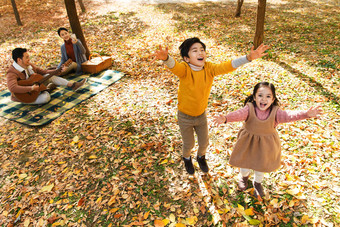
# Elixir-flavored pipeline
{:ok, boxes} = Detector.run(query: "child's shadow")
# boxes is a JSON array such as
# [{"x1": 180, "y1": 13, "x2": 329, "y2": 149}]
[{"x1": 186, "y1": 172, "x2": 233, "y2": 224}]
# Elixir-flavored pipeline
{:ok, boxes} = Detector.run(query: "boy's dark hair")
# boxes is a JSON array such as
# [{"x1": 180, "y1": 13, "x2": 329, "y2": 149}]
[
  {"x1": 244, "y1": 82, "x2": 280, "y2": 107},
  {"x1": 179, "y1": 37, "x2": 206, "y2": 59},
  {"x1": 57, "y1": 27, "x2": 68, "y2": 36},
  {"x1": 12, "y1": 48, "x2": 27, "y2": 63}
]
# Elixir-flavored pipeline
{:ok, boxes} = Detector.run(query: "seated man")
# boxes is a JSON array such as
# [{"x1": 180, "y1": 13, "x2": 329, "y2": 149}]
[{"x1": 6, "y1": 47, "x2": 87, "y2": 104}]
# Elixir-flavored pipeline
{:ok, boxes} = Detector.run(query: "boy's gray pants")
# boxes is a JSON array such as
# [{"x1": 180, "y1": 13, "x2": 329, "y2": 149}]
[{"x1": 177, "y1": 110, "x2": 209, "y2": 158}]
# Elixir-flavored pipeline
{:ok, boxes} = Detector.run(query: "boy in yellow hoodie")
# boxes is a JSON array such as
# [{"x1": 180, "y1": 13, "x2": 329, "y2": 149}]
[{"x1": 154, "y1": 37, "x2": 269, "y2": 175}]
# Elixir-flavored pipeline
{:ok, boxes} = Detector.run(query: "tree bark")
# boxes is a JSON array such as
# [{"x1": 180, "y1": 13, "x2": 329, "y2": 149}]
[
  {"x1": 78, "y1": 0, "x2": 86, "y2": 13},
  {"x1": 64, "y1": 0, "x2": 90, "y2": 58},
  {"x1": 253, "y1": 0, "x2": 266, "y2": 49},
  {"x1": 11, "y1": 0, "x2": 22, "y2": 26},
  {"x1": 235, "y1": 0, "x2": 244, "y2": 17}
]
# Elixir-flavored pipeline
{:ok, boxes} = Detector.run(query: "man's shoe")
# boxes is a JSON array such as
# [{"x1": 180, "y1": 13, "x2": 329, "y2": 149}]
[
  {"x1": 197, "y1": 155, "x2": 209, "y2": 173},
  {"x1": 238, "y1": 176, "x2": 249, "y2": 191},
  {"x1": 46, "y1": 83, "x2": 57, "y2": 93},
  {"x1": 71, "y1": 78, "x2": 87, "y2": 91},
  {"x1": 183, "y1": 157, "x2": 195, "y2": 175},
  {"x1": 253, "y1": 182, "x2": 265, "y2": 198}
]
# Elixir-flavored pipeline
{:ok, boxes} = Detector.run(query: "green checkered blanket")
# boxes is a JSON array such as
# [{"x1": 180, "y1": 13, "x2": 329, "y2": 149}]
[{"x1": 0, "y1": 70, "x2": 125, "y2": 126}]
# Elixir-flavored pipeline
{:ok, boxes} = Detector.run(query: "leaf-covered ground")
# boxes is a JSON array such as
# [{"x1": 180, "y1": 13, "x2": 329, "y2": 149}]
[{"x1": 0, "y1": 0, "x2": 339, "y2": 226}]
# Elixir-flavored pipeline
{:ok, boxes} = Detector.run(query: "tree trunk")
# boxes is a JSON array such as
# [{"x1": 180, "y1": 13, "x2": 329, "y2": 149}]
[
  {"x1": 11, "y1": 0, "x2": 22, "y2": 26},
  {"x1": 78, "y1": 0, "x2": 86, "y2": 13},
  {"x1": 64, "y1": 0, "x2": 90, "y2": 58},
  {"x1": 235, "y1": 0, "x2": 244, "y2": 17},
  {"x1": 253, "y1": 0, "x2": 266, "y2": 49}
]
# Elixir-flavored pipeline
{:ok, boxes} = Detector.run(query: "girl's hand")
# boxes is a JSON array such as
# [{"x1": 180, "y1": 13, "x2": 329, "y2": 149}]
[
  {"x1": 307, "y1": 106, "x2": 323, "y2": 118},
  {"x1": 247, "y1": 43, "x2": 270, "y2": 61},
  {"x1": 153, "y1": 45, "x2": 169, "y2": 61},
  {"x1": 213, "y1": 114, "x2": 227, "y2": 126}
]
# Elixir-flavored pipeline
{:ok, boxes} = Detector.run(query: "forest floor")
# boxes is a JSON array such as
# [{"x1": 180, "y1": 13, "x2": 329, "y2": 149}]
[{"x1": 0, "y1": 0, "x2": 339, "y2": 226}]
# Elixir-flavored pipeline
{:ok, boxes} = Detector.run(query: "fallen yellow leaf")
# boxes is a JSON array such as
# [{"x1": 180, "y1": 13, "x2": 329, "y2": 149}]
[
  {"x1": 72, "y1": 136, "x2": 79, "y2": 143},
  {"x1": 2, "y1": 211, "x2": 8, "y2": 217},
  {"x1": 19, "y1": 173, "x2": 27, "y2": 179},
  {"x1": 175, "y1": 223, "x2": 186, "y2": 227},
  {"x1": 270, "y1": 198, "x2": 278, "y2": 206},
  {"x1": 245, "y1": 208, "x2": 254, "y2": 216},
  {"x1": 237, "y1": 203, "x2": 245, "y2": 215},
  {"x1": 186, "y1": 216, "x2": 197, "y2": 225},
  {"x1": 248, "y1": 219, "x2": 261, "y2": 225},
  {"x1": 289, "y1": 199, "x2": 296, "y2": 207},
  {"x1": 109, "y1": 208, "x2": 119, "y2": 213},
  {"x1": 108, "y1": 196, "x2": 116, "y2": 206},
  {"x1": 154, "y1": 219, "x2": 165, "y2": 227},
  {"x1": 24, "y1": 218, "x2": 30, "y2": 227},
  {"x1": 169, "y1": 213, "x2": 176, "y2": 222},
  {"x1": 96, "y1": 196, "x2": 102, "y2": 204},
  {"x1": 40, "y1": 183, "x2": 54, "y2": 192},
  {"x1": 162, "y1": 219, "x2": 170, "y2": 225},
  {"x1": 285, "y1": 174, "x2": 294, "y2": 181},
  {"x1": 144, "y1": 211, "x2": 150, "y2": 220},
  {"x1": 286, "y1": 187, "x2": 300, "y2": 195},
  {"x1": 301, "y1": 215, "x2": 310, "y2": 224},
  {"x1": 160, "y1": 159, "x2": 168, "y2": 164}
]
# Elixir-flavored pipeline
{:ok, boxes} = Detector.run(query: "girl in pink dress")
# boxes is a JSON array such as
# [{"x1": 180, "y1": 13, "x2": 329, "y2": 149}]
[{"x1": 213, "y1": 82, "x2": 322, "y2": 197}]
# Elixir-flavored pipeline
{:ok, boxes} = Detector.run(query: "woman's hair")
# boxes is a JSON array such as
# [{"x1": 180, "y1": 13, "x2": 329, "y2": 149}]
[
  {"x1": 179, "y1": 37, "x2": 206, "y2": 59},
  {"x1": 244, "y1": 82, "x2": 280, "y2": 107},
  {"x1": 12, "y1": 48, "x2": 27, "y2": 62},
  {"x1": 57, "y1": 27, "x2": 68, "y2": 36}
]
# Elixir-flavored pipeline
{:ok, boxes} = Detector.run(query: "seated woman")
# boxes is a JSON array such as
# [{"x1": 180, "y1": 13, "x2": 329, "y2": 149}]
[{"x1": 57, "y1": 27, "x2": 87, "y2": 75}]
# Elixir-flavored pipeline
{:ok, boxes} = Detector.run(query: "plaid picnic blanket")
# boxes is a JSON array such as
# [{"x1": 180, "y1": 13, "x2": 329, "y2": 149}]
[{"x1": 0, "y1": 70, "x2": 125, "y2": 126}]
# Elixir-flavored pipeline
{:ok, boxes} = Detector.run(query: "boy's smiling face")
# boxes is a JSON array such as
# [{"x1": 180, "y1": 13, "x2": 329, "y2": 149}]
[{"x1": 184, "y1": 42, "x2": 206, "y2": 68}]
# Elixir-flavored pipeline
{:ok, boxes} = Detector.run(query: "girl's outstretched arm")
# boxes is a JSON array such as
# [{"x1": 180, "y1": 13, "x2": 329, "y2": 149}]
[
  {"x1": 213, "y1": 114, "x2": 227, "y2": 126},
  {"x1": 306, "y1": 106, "x2": 323, "y2": 118},
  {"x1": 276, "y1": 106, "x2": 323, "y2": 125},
  {"x1": 213, "y1": 106, "x2": 249, "y2": 126}
]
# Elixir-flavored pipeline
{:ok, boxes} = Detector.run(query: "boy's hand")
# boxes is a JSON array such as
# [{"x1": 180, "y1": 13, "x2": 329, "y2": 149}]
[
  {"x1": 153, "y1": 45, "x2": 169, "y2": 61},
  {"x1": 247, "y1": 43, "x2": 270, "y2": 61},
  {"x1": 213, "y1": 114, "x2": 227, "y2": 126},
  {"x1": 306, "y1": 106, "x2": 323, "y2": 118}
]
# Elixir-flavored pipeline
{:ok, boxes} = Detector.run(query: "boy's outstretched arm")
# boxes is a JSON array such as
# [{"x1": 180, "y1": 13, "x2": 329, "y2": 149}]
[
  {"x1": 247, "y1": 43, "x2": 270, "y2": 61},
  {"x1": 153, "y1": 45, "x2": 169, "y2": 61}
]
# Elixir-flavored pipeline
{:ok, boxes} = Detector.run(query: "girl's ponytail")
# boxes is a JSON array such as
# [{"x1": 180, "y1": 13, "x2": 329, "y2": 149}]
[{"x1": 244, "y1": 95, "x2": 254, "y2": 106}]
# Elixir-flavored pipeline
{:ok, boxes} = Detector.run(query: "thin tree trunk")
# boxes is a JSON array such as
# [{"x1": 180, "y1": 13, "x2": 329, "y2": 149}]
[
  {"x1": 235, "y1": 0, "x2": 244, "y2": 17},
  {"x1": 78, "y1": 0, "x2": 86, "y2": 13},
  {"x1": 253, "y1": 0, "x2": 266, "y2": 49},
  {"x1": 11, "y1": 0, "x2": 22, "y2": 26},
  {"x1": 64, "y1": 0, "x2": 90, "y2": 58}
]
